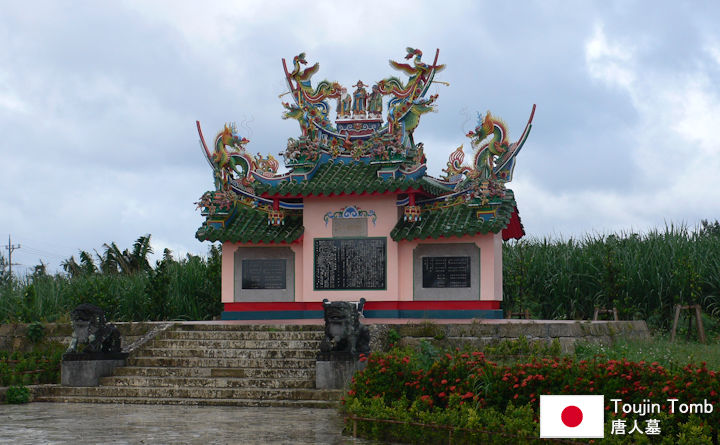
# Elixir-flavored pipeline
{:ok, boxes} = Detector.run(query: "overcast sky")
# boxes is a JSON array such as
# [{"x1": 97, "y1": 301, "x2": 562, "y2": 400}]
[{"x1": 2, "y1": 1, "x2": 719, "y2": 275}]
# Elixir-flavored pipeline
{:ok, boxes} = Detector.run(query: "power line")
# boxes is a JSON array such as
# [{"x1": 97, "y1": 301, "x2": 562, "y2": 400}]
[
  {"x1": 20, "y1": 245, "x2": 66, "y2": 260},
  {"x1": 3, "y1": 234, "x2": 21, "y2": 277}
]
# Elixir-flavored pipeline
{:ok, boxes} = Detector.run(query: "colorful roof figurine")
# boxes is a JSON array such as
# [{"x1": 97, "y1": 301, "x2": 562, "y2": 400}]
[{"x1": 195, "y1": 48, "x2": 534, "y2": 244}]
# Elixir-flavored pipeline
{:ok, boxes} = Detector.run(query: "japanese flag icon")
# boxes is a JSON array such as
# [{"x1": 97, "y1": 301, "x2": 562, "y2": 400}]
[{"x1": 540, "y1": 395, "x2": 605, "y2": 438}]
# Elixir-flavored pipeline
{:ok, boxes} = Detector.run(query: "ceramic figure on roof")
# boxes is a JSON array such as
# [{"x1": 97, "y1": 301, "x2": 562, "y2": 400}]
[
  {"x1": 377, "y1": 48, "x2": 445, "y2": 146},
  {"x1": 446, "y1": 105, "x2": 535, "y2": 206},
  {"x1": 278, "y1": 48, "x2": 444, "y2": 164},
  {"x1": 442, "y1": 145, "x2": 472, "y2": 182},
  {"x1": 367, "y1": 84, "x2": 383, "y2": 117},
  {"x1": 283, "y1": 53, "x2": 343, "y2": 135},
  {"x1": 289, "y1": 53, "x2": 342, "y2": 105},
  {"x1": 351, "y1": 81, "x2": 368, "y2": 117},
  {"x1": 337, "y1": 87, "x2": 351, "y2": 119},
  {"x1": 256, "y1": 153, "x2": 279, "y2": 177},
  {"x1": 282, "y1": 102, "x2": 311, "y2": 136},
  {"x1": 198, "y1": 122, "x2": 255, "y2": 192}
]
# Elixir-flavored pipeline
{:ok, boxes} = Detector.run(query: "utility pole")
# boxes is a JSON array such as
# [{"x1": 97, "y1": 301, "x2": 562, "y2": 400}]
[{"x1": 4, "y1": 234, "x2": 21, "y2": 278}]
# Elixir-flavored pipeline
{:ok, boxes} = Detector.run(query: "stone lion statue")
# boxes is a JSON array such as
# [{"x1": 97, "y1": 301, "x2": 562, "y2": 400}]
[
  {"x1": 319, "y1": 299, "x2": 370, "y2": 357},
  {"x1": 65, "y1": 304, "x2": 121, "y2": 355}
]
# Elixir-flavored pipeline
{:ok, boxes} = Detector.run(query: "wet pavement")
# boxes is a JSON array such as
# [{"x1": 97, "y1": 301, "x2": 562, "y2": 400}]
[{"x1": 0, "y1": 403, "x2": 377, "y2": 445}]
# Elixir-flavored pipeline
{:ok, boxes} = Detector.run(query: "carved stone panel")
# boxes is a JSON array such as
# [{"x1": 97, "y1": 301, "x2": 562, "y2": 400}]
[
  {"x1": 234, "y1": 247, "x2": 294, "y2": 302},
  {"x1": 314, "y1": 238, "x2": 386, "y2": 290},
  {"x1": 413, "y1": 243, "x2": 480, "y2": 300}
]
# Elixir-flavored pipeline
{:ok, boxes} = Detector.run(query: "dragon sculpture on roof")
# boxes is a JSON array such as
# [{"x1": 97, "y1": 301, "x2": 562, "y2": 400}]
[{"x1": 442, "y1": 105, "x2": 536, "y2": 206}]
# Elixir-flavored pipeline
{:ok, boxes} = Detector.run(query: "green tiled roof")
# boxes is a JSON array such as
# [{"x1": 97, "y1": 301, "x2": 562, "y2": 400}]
[
  {"x1": 196, "y1": 204, "x2": 303, "y2": 244},
  {"x1": 390, "y1": 192, "x2": 517, "y2": 241},
  {"x1": 254, "y1": 162, "x2": 451, "y2": 198}
]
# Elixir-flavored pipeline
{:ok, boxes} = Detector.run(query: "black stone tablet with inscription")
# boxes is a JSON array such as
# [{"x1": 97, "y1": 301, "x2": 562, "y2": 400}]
[
  {"x1": 242, "y1": 259, "x2": 286, "y2": 289},
  {"x1": 314, "y1": 238, "x2": 386, "y2": 290},
  {"x1": 422, "y1": 256, "x2": 471, "y2": 288}
]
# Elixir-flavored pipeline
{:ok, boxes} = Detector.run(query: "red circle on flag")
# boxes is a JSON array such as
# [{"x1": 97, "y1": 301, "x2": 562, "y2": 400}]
[{"x1": 561, "y1": 405, "x2": 583, "y2": 427}]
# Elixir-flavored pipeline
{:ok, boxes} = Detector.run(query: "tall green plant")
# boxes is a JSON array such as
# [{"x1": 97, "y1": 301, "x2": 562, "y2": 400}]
[
  {"x1": 1, "y1": 237, "x2": 222, "y2": 323},
  {"x1": 503, "y1": 223, "x2": 720, "y2": 330}
]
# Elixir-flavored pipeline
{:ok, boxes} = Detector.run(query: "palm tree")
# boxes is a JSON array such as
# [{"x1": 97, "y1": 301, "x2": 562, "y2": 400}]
[
  {"x1": 78, "y1": 250, "x2": 97, "y2": 275},
  {"x1": 102, "y1": 234, "x2": 153, "y2": 275},
  {"x1": 94, "y1": 248, "x2": 119, "y2": 274},
  {"x1": 129, "y1": 235, "x2": 153, "y2": 273},
  {"x1": 61, "y1": 256, "x2": 82, "y2": 278}
]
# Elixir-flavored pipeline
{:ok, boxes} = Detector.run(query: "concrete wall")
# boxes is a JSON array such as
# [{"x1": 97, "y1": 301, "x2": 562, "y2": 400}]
[
  {"x1": 0, "y1": 322, "x2": 161, "y2": 353},
  {"x1": 378, "y1": 320, "x2": 651, "y2": 354},
  {"x1": 222, "y1": 242, "x2": 303, "y2": 304},
  {"x1": 233, "y1": 247, "x2": 295, "y2": 302},
  {"x1": 411, "y1": 243, "x2": 480, "y2": 300},
  {"x1": 397, "y1": 233, "x2": 502, "y2": 301},
  {"x1": 219, "y1": 195, "x2": 503, "y2": 304},
  {"x1": 301, "y1": 195, "x2": 399, "y2": 302}
]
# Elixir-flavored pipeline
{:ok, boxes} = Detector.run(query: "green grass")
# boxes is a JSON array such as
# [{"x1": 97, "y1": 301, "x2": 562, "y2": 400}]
[{"x1": 575, "y1": 336, "x2": 720, "y2": 372}]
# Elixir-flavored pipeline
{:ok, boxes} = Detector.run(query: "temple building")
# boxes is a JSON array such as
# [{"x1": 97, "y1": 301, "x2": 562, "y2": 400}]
[{"x1": 195, "y1": 48, "x2": 534, "y2": 320}]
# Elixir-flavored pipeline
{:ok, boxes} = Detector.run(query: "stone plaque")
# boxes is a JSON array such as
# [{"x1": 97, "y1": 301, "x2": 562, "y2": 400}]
[
  {"x1": 314, "y1": 238, "x2": 386, "y2": 290},
  {"x1": 422, "y1": 256, "x2": 471, "y2": 288},
  {"x1": 242, "y1": 259, "x2": 286, "y2": 289}
]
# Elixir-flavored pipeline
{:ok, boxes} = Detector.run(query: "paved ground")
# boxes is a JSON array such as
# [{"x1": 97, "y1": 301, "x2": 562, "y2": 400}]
[
  {"x1": 0, "y1": 403, "x2": 376, "y2": 445},
  {"x1": 185, "y1": 318, "x2": 594, "y2": 325}
]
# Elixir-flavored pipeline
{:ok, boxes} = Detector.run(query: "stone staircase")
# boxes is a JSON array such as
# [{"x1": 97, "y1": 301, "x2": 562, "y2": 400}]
[{"x1": 34, "y1": 324, "x2": 344, "y2": 407}]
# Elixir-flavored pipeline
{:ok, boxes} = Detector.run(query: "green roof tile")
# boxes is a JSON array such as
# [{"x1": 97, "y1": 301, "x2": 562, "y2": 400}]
[
  {"x1": 195, "y1": 204, "x2": 303, "y2": 244},
  {"x1": 390, "y1": 191, "x2": 517, "y2": 241},
  {"x1": 253, "y1": 162, "x2": 451, "y2": 198}
]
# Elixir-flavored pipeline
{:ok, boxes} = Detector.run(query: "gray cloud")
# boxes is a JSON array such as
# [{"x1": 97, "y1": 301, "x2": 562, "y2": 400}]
[{"x1": 2, "y1": 1, "x2": 719, "y2": 274}]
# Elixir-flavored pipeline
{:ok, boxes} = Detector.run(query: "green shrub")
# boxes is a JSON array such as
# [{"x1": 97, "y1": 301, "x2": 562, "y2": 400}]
[
  {"x1": 387, "y1": 328, "x2": 400, "y2": 347},
  {"x1": 27, "y1": 321, "x2": 45, "y2": 343},
  {"x1": 1, "y1": 343, "x2": 64, "y2": 386},
  {"x1": 5, "y1": 385, "x2": 30, "y2": 404}
]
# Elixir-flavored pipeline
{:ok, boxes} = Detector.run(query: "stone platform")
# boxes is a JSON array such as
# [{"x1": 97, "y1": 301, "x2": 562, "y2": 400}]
[
  {"x1": 188, "y1": 318, "x2": 651, "y2": 354},
  {"x1": 18, "y1": 319, "x2": 648, "y2": 406}
]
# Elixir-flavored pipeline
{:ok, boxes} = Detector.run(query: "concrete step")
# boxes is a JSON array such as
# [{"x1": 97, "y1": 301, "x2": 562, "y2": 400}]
[
  {"x1": 139, "y1": 348, "x2": 317, "y2": 360},
  {"x1": 149, "y1": 338, "x2": 321, "y2": 349},
  {"x1": 127, "y1": 357, "x2": 316, "y2": 369},
  {"x1": 162, "y1": 330, "x2": 323, "y2": 341},
  {"x1": 99, "y1": 376, "x2": 315, "y2": 389},
  {"x1": 112, "y1": 366, "x2": 315, "y2": 380},
  {"x1": 32, "y1": 395, "x2": 340, "y2": 408},
  {"x1": 43, "y1": 325, "x2": 341, "y2": 407},
  {"x1": 44, "y1": 386, "x2": 343, "y2": 401},
  {"x1": 113, "y1": 366, "x2": 213, "y2": 377}
]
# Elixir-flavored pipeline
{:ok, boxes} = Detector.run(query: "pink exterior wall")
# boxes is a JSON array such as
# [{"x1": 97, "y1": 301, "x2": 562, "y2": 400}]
[
  {"x1": 221, "y1": 197, "x2": 503, "y2": 303},
  {"x1": 221, "y1": 241, "x2": 303, "y2": 303},
  {"x1": 300, "y1": 195, "x2": 399, "y2": 302},
  {"x1": 397, "y1": 232, "x2": 503, "y2": 301}
]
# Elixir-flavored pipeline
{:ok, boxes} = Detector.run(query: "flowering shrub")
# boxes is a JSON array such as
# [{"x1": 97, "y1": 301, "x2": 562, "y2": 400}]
[{"x1": 344, "y1": 349, "x2": 719, "y2": 443}]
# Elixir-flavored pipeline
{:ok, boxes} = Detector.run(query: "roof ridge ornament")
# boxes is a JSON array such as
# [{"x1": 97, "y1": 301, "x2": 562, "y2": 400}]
[
  {"x1": 439, "y1": 104, "x2": 536, "y2": 209},
  {"x1": 278, "y1": 48, "x2": 444, "y2": 168}
]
